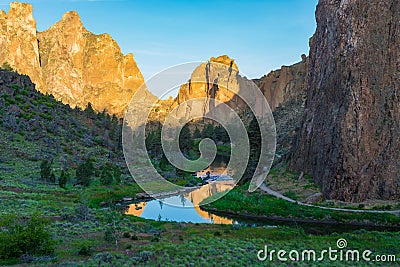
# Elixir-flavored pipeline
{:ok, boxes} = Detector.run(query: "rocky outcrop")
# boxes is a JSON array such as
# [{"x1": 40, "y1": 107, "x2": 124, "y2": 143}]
[
  {"x1": 171, "y1": 55, "x2": 245, "y2": 120},
  {"x1": 254, "y1": 54, "x2": 308, "y2": 110},
  {"x1": 0, "y1": 3, "x2": 43, "y2": 90},
  {"x1": 290, "y1": 0, "x2": 400, "y2": 201},
  {"x1": 0, "y1": 2, "x2": 144, "y2": 116},
  {"x1": 171, "y1": 54, "x2": 308, "y2": 120}
]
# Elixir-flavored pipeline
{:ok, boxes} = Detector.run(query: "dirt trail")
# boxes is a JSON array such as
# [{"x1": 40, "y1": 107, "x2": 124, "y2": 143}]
[{"x1": 259, "y1": 183, "x2": 400, "y2": 216}]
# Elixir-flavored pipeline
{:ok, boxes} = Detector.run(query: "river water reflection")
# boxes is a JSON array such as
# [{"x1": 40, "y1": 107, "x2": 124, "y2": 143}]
[{"x1": 126, "y1": 181, "x2": 235, "y2": 224}]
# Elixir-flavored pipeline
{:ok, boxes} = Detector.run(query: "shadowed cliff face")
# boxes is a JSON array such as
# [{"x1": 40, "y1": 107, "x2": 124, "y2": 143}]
[
  {"x1": 254, "y1": 55, "x2": 308, "y2": 111},
  {"x1": 0, "y1": 2, "x2": 144, "y2": 117},
  {"x1": 290, "y1": 0, "x2": 400, "y2": 201}
]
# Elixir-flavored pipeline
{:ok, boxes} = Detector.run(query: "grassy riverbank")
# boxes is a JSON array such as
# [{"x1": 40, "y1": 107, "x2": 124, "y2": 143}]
[{"x1": 201, "y1": 183, "x2": 400, "y2": 227}]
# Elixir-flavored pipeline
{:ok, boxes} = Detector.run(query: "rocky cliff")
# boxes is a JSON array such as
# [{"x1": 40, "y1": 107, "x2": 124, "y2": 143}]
[
  {"x1": 254, "y1": 54, "x2": 308, "y2": 110},
  {"x1": 169, "y1": 55, "x2": 307, "y2": 122},
  {"x1": 0, "y1": 2, "x2": 144, "y2": 116},
  {"x1": 290, "y1": 0, "x2": 400, "y2": 201},
  {"x1": 170, "y1": 55, "x2": 244, "y2": 120}
]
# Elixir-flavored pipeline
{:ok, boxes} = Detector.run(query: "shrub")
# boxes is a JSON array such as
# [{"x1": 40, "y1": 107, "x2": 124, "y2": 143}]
[
  {"x1": 0, "y1": 214, "x2": 55, "y2": 260},
  {"x1": 133, "y1": 251, "x2": 153, "y2": 263},
  {"x1": 77, "y1": 242, "x2": 92, "y2": 256},
  {"x1": 213, "y1": 231, "x2": 222, "y2": 237},
  {"x1": 94, "y1": 252, "x2": 113, "y2": 264},
  {"x1": 1, "y1": 62, "x2": 13, "y2": 71}
]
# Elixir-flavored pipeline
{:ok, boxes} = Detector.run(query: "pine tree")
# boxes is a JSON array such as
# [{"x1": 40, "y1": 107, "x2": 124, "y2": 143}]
[
  {"x1": 241, "y1": 116, "x2": 262, "y2": 184},
  {"x1": 193, "y1": 127, "x2": 201, "y2": 139},
  {"x1": 214, "y1": 125, "x2": 229, "y2": 143},
  {"x1": 59, "y1": 169, "x2": 68, "y2": 189},
  {"x1": 40, "y1": 159, "x2": 52, "y2": 182},
  {"x1": 201, "y1": 124, "x2": 215, "y2": 140},
  {"x1": 100, "y1": 164, "x2": 113, "y2": 185},
  {"x1": 49, "y1": 172, "x2": 56, "y2": 183},
  {"x1": 113, "y1": 165, "x2": 121, "y2": 184},
  {"x1": 84, "y1": 102, "x2": 96, "y2": 118},
  {"x1": 1, "y1": 62, "x2": 13, "y2": 71},
  {"x1": 179, "y1": 124, "x2": 192, "y2": 153},
  {"x1": 76, "y1": 158, "x2": 94, "y2": 187}
]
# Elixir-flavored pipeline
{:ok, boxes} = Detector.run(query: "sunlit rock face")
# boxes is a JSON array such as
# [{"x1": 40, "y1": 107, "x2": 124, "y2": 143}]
[
  {"x1": 0, "y1": 3, "x2": 43, "y2": 90},
  {"x1": 254, "y1": 55, "x2": 308, "y2": 110},
  {"x1": 0, "y1": 2, "x2": 145, "y2": 117},
  {"x1": 171, "y1": 55, "x2": 244, "y2": 120},
  {"x1": 290, "y1": 0, "x2": 400, "y2": 201},
  {"x1": 167, "y1": 55, "x2": 308, "y2": 124}
]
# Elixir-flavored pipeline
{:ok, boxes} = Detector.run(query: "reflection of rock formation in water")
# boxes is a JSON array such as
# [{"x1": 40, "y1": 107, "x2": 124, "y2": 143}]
[
  {"x1": 125, "y1": 182, "x2": 234, "y2": 224},
  {"x1": 126, "y1": 202, "x2": 147, "y2": 217},
  {"x1": 193, "y1": 206, "x2": 232, "y2": 224},
  {"x1": 185, "y1": 181, "x2": 234, "y2": 224},
  {"x1": 184, "y1": 181, "x2": 234, "y2": 206}
]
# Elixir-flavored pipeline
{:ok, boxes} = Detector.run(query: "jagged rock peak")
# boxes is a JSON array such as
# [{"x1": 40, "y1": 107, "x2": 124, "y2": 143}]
[
  {"x1": 0, "y1": 2, "x2": 145, "y2": 117},
  {"x1": 61, "y1": 10, "x2": 80, "y2": 21},
  {"x1": 8, "y1": 2, "x2": 33, "y2": 17},
  {"x1": 210, "y1": 55, "x2": 238, "y2": 71},
  {"x1": 56, "y1": 11, "x2": 83, "y2": 28}
]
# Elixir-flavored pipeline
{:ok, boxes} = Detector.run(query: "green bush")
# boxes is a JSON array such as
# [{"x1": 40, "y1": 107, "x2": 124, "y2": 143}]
[
  {"x1": 0, "y1": 214, "x2": 55, "y2": 259},
  {"x1": 77, "y1": 241, "x2": 92, "y2": 256}
]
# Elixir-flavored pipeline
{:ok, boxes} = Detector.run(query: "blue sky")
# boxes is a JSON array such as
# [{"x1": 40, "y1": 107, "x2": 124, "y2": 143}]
[{"x1": 1, "y1": 0, "x2": 318, "y2": 82}]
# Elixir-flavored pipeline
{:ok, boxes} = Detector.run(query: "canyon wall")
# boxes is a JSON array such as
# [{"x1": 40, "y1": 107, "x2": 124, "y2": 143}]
[{"x1": 290, "y1": 0, "x2": 400, "y2": 201}]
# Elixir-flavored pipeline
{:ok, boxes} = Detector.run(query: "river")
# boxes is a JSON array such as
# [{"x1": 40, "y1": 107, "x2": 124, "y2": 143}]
[
  {"x1": 124, "y1": 155, "x2": 399, "y2": 234},
  {"x1": 126, "y1": 180, "x2": 235, "y2": 224}
]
